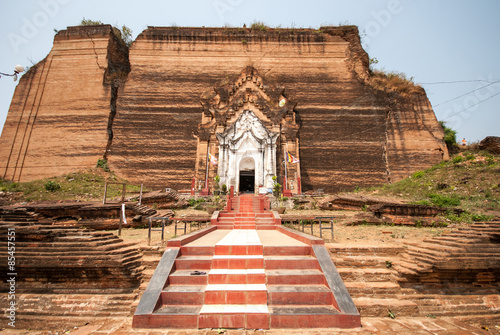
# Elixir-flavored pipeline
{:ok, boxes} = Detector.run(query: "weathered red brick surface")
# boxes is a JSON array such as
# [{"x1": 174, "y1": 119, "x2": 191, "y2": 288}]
[{"x1": 0, "y1": 25, "x2": 447, "y2": 193}]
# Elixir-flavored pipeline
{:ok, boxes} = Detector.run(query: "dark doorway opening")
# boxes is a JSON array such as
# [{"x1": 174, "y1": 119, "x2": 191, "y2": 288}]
[{"x1": 239, "y1": 170, "x2": 255, "y2": 193}]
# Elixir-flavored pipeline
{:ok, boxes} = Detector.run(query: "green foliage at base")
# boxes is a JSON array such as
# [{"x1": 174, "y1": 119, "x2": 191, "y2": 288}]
[
  {"x1": 188, "y1": 198, "x2": 206, "y2": 210},
  {"x1": 427, "y1": 193, "x2": 461, "y2": 207},
  {"x1": 96, "y1": 158, "x2": 110, "y2": 172},
  {"x1": 439, "y1": 121, "x2": 458, "y2": 153},
  {"x1": 363, "y1": 151, "x2": 500, "y2": 221},
  {"x1": 0, "y1": 170, "x2": 144, "y2": 203},
  {"x1": 44, "y1": 180, "x2": 61, "y2": 192}
]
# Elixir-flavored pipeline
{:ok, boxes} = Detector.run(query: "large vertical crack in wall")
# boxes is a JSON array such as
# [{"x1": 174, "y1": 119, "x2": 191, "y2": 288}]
[
  {"x1": 383, "y1": 109, "x2": 392, "y2": 183},
  {"x1": 102, "y1": 29, "x2": 131, "y2": 161},
  {"x1": 104, "y1": 81, "x2": 119, "y2": 160}
]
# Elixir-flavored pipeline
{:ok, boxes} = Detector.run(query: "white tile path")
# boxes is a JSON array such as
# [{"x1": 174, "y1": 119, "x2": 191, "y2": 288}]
[
  {"x1": 216, "y1": 229, "x2": 262, "y2": 246},
  {"x1": 201, "y1": 229, "x2": 268, "y2": 315},
  {"x1": 200, "y1": 304, "x2": 269, "y2": 314}
]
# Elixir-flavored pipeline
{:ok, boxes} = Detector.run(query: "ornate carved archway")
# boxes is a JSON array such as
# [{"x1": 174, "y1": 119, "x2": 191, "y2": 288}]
[{"x1": 194, "y1": 66, "x2": 301, "y2": 194}]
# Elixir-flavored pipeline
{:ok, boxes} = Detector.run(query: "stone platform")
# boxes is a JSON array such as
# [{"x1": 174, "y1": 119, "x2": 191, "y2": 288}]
[{"x1": 133, "y1": 195, "x2": 360, "y2": 330}]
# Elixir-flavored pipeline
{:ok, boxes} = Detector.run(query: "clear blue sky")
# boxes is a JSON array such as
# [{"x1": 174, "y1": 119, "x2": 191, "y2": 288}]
[{"x1": 1, "y1": 0, "x2": 499, "y2": 143}]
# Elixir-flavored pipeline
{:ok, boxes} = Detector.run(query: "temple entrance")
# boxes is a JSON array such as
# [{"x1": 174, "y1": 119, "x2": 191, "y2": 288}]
[
  {"x1": 216, "y1": 110, "x2": 279, "y2": 194},
  {"x1": 194, "y1": 67, "x2": 301, "y2": 196},
  {"x1": 239, "y1": 170, "x2": 255, "y2": 193}
]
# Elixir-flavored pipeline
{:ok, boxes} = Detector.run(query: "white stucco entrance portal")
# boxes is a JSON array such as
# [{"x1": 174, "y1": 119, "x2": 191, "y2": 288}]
[{"x1": 216, "y1": 110, "x2": 279, "y2": 193}]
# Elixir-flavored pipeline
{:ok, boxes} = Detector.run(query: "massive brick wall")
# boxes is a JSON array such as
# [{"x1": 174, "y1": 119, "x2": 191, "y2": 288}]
[
  {"x1": 0, "y1": 25, "x2": 128, "y2": 182},
  {"x1": 110, "y1": 26, "x2": 446, "y2": 192},
  {"x1": 0, "y1": 25, "x2": 447, "y2": 193}
]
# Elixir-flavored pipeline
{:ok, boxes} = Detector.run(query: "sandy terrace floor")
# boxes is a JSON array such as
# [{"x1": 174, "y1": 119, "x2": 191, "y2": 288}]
[{"x1": 116, "y1": 219, "x2": 455, "y2": 250}]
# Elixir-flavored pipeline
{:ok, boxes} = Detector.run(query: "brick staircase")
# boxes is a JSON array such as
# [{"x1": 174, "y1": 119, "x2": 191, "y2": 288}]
[
  {"x1": 134, "y1": 194, "x2": 360, "y2": 329},
  {"x1": 214, "y1": 194, "x2": 280, "y2": 230},
  {"x1": 330, "y1": 239, "x2": 500, "y2": 320},
  {"x1": 0, "y1": 292, "x2": 139, "y2": 329},
  {"x1": 128, "y1": 203, "x2": 158, "y2": 217},
  {"x1": 0, "y1": 207, "x2": 39, "y2": 225},
  {"x1": 330, "y1": 244, "x2": 419, "y2": 318},
  {"x1": 394, "y1": 220, "x2": 500, "y2": 287},
  {"x1": 391, "y1": 220, "x2": 500, "y2": 319},
  {"x1": 0, "y1": 218, "x2": 145, "y2": 330}
]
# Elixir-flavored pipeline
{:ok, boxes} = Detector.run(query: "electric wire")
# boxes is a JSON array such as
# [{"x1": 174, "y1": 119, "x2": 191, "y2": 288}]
[
  {"x1": 440, "y1": 91, "x2": 500, "y2": 121},
  {"x1": 420, "y1": 79, "x2": 498, "y2": 85},
  {"x1": 432, "y1": 79, "x2": 500, "y2": 107}
]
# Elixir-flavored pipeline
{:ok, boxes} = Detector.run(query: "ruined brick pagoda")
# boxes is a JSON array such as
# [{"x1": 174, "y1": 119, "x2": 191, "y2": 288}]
[{"x1": 0, "y1": 25, "x2": 448, "y2": 194}]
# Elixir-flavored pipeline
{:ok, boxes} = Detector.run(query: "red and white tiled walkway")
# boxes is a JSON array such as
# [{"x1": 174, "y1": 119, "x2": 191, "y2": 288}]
[{"x1": 199, "y1": 229, "x2": 269, "y2": 328}]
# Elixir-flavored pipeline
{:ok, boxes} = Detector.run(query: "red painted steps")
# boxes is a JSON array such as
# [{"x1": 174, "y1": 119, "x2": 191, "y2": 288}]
[
  {"x1": 262, "y1": 242, "x2": 347, "y2": 327},
  {"x1": 133, "y1": 195, "x2": 360, "y2": 330},
  {"x1": 214, "y1": 194, "x2": 278, "y2": 230},
  {"x1": 199, "y1": 229, "x2": 269, "y2": 329}
]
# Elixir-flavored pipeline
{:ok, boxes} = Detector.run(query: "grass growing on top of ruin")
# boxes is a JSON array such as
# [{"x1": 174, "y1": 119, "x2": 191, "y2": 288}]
[
  {"x1": 360, "y1": 150, "x2": 500, "y2": 221},
  {"x1": 0, "y1": 169, "x2": 144, "y2": 204},
  {"x1": 369, "y1": 69, "x2": 424, "y2": 97}
]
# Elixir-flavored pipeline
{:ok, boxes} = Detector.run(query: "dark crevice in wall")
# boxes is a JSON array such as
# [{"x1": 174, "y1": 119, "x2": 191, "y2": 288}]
[
  {"x1": 102, "y1": 30, "x2": 131, "y2": 161},
  {"x1": 383, "y1": 109, "x2": 392, "y2": 184},
  {"x1": 104, "y1": 82, "x2": 119, "y2": 161}
]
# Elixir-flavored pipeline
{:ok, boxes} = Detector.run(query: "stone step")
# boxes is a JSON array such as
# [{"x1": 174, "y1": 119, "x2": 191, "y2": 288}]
[
  {"x1": 9, "y1": 294, "x2": 137, "y2": 318},
  {"x1": 233, "y1": 217, "x2": 256, "y2": 222},
  {"x1": 353, "y1": 298, "x2": 419, "y2": 317},
  {"x1": 141, "y1": 255, "x2": 162, "y2": 269},
  {"x1": 215, "y1": 218, "x2": 237, "y2": 223},
  {"x1": 255, "y1": 217, "x2": 275, "y2": 222},
  {"x1": 328, "y1": 245, "x2": 404, "y2": 257},
  {"x1": 180, "y1": 245, "x2": 215, "y2": 256},
  {"x1": 461, "y1": 226, "x2": 500, "y2": 233},
  {"x1": 331, "y1": 255, "x2": 391, "y2": 268},
  {"x1": 405, "y1": 245, "x2": 450, "y2": 258},
  {"x1": 161, "y1": 285, "x2": 205, "y2": 305},
  {"x1": 174, "y1": 256, "x2": 212, "y2": 270},
  {"x1": 423, "y1": 237, "x2": 475, "y2": 248},
  {"x1": 235, "y1": 213, "x2": 257, "y2": 217},
  {"x1": 263, "y1": 245, "x2": 312, "y2": 256},
  {"x1": 167, "y1": 269, "x2": 209, "y2": 285},
  {"x1": 405, "y1": 242, "x2": 465, "y2": 254},
  {"x1": 234, "y1": 225, "x2": 257, "y2": 229},
  {"x1": 392, "y1": 260, "x2": 429, "y2": 276},
  {"x1": 208, "y1": 269, "x2": 266, "y2": 285},
  {"x1": 215, "y1": 244, "x2": 263, "y2": 255},
  {"x1": 402, "y1": 251, "x2": 442, "y2": 264},
  {"x1": 427, "y1": 235, "x2": 475, "y2": 243},
  {"x1": 267, "y1": 285, "x2": 334, "y2": 305},
  {"x1": 336, "y1": 268, "x2": 395, "y2": 282},
  {"x1": 344, "y1": 282, "x2": 401, "y2": 297},
  {"x1": 264, "y1": 255, "x2": 319, "y2": 270},
  {"x1": 205, "y1": 284, "x2": 267, "y2": 304},
  {"x1": 412, "y1": 296, "x2": 500, "y2": 316},
  {"x1": 269, "y1": 306, "x2": 357, "y2": 329},
  {"x1": 219, "y1": 213, "x2": 236, "y2": 218},
  {"x1": 134, "y1": 305, "x2": 200, "y2": 328},
  {"x1": 1, "y1": 243, "x2": 139, "y2": 258},
  {"x1": 212, "y1": 255, "x2": 264, "y2": 269},
  {"x1": 198, "y1": 304, "x2": 269, "y2": 329},
  {"x1": 266, "y1": 269, "x2": 326, "y2": 285}
]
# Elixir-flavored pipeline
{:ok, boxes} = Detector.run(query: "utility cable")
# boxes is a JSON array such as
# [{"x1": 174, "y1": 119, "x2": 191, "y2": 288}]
[
  {"x1": 432, "y1": 79, "x2": 500, "y2": 107},
  {"x1": 420, "y1": 79, "x2": 498, "y2": 85},
  {"x1": 440, "y1": 91, "x2": 500, "y2": 121}
]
